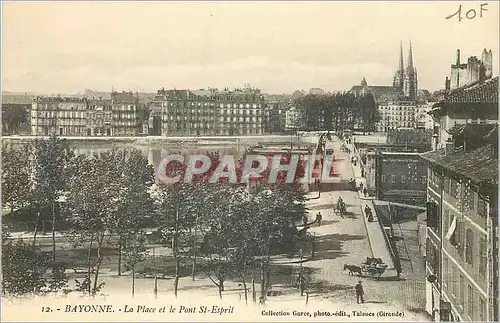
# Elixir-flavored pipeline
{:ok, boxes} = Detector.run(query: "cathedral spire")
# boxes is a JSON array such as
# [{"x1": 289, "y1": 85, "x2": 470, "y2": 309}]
[
  {"x1": 399, "y1": 41, "x2": 404, "y2": 72},
  {"x1": 403, "y1": 40, "x2": 417, "y2": 101},
  {"x1": 407, "y1": 40, "x2": 414, "y2": 70},
  {"x1": 393, "y1": 41, "x2": 405, "y2": 91}
]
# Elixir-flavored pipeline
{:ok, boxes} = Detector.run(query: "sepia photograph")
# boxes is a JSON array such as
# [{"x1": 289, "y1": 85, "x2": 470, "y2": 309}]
[{"x1": 1, "y1": 1, "x2": 498, "y2": 322}]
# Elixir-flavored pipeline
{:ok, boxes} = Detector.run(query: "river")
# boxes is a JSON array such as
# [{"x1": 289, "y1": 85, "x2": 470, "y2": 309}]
[{"x1": 4, "y1": 135, "x2": 316, "y2": 170}]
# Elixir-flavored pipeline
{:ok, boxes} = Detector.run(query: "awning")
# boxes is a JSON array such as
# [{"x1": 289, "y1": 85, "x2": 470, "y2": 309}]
[{"x1": 445, "y1": 216, "x2": 457, "y2": 240}]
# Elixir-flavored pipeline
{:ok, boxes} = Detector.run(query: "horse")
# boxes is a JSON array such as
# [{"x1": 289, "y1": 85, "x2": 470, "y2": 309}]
[{"x1": 343, "y1": 264, "x2": 362, "y2": 276}]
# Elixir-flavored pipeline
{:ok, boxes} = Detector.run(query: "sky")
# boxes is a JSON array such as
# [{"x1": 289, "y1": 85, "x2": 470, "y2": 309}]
[{"x1": 2, "y1": 1, "x2": 499, "y2": 94}]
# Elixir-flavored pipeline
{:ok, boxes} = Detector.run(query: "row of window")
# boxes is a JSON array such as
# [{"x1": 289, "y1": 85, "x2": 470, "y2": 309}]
[
  {"x1": 384, "y1": 116, "x2": 415, "y2": 121},
  {"x1": 164, "y1": 109, "x2": 263, "y2": 116},
  {"x1": 381, "y1": 174, "x2": 426, "y2": 184},
  {"x1": 162, "y1": 102, "x2": 261, "y2": 109},
  {"x1": 445, "y1": 215, "x2": 487, "y2": 275},
  {"x1": 33, "y1": 111, "x2": 138, "y2": 119},
  {"x1": 221, "y1": 110, "x2": 262, "y2": 116},
  {"x1": 34, "y1": 104, "x2": 136, "y2": 111},
  {"x1": 379, "y1": 105, "x2": 416, "y2": 110},
  {"x1": 167, "y1": 122, "x2": 262, "y2": 129},
  {"x1": 381, "y1": 111, "x2": 415, "y2": 116},
  {"x1": 443, "y1": 257, "x2": 487, "y2": 321},
  {"x1": 378, "y1": 122, "x2": 416, "y2": 128},
  {"x1": 429, "y1": 170, "x2": 489, "y2": 217}
]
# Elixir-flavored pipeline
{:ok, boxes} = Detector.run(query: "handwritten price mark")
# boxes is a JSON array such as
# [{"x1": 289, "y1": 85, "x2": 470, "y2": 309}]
[{"x1": 446, "y1": 3, "x2": 488, "y2": 21}]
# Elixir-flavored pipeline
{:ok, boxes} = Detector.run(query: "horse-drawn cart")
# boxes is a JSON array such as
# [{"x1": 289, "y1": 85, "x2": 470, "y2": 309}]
[{"x1": 360, "y1": 257, "x2": 388, "y2": 278}]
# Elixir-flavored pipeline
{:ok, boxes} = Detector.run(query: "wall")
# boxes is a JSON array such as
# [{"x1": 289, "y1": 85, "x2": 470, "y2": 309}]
[{"x1": 377, "y1": 152, "x2": 427, "y2": 204}]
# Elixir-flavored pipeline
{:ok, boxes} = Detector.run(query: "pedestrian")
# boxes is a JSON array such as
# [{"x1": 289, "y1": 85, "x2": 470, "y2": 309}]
[
  {"x1": 297, "y1": 273, "x2": 306, "y2": 296},
  {"x1": 363, "y1": 187, "x2": 368, "y2": 197},
  {"x1": 303, "y1": 214, "x2": 308, "y2": 226},
  {"x1": 395, "y1": 258, "x2": 402, "y2": 279},
  {"x1": 355, "y1": 280, "x2": 364, "y2": 304},
  {"x1": 315, "y1": 212, "x2": 322, "y2": 226},
  {"x1": 365, "y1": 206, "x2": 374, "y2": 222}
]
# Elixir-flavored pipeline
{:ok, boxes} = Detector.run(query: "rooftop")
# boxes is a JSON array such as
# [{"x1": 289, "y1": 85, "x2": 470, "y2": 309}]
[
  {"x1": 111, "y1": 91, "x2": 137, "y2": 103},
  {"x1": 440, "y1": 76, "x2": 498, "y2": 105},
  {"x1": 446, "y1": 123, "x2": 497, "y2": 137},
  {"x1": 350, "y1": 85, "x2": 401, "y2": 102},
  {"x1": 420, "y1": 144, "x2": 497, "y2": 187}
]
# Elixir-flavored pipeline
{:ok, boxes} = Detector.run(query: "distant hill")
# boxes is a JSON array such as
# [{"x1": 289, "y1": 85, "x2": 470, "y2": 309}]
[{"x1": 1, "y1": 93, "x2": 35, "y2": 104}]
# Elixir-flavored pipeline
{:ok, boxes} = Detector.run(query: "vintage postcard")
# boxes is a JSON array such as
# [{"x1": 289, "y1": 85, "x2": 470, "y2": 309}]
[{"x1": 1, "y1": 1, "x2": 498, "y2": 322}]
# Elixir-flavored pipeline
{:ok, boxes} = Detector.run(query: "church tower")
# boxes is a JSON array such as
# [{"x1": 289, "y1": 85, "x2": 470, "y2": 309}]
[
  {"x1": 360, "y1": 77, "x2": 368, "y2": 96},
  {"x1": 393, "y1": 41, "x2": 405, "y2": 91},
  {"x1": 403, "y1": 41, "x2": 417, "y2": 101}
]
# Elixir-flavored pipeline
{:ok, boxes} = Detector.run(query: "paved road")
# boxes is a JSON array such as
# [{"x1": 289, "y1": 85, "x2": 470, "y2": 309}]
[
  {"x1": 303, "y1": 137, "x2": 372, "y2": 303},
  {"x1": 302, "y1": 136, "x2": 429, "y2": 319}
]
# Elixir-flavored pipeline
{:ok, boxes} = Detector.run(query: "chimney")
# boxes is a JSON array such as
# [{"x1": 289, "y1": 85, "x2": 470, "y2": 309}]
[
  {"x1": 456, "y1": 49, "x2": 461, "y2": 65},
  {"x1": 445, "y1": 77, "x2": 451, "y2": 92},
  {"x1": 445, "y1": 141, "x2": 454, "y2": 156}
]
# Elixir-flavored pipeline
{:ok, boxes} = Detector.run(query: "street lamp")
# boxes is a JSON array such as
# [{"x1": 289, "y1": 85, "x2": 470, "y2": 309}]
[
  {"x1": 298, "y1": 248, "x2": 305, "y2": 296},
  {"x1": 145, "y1": 230, "x2": 158, "y2": 298}
]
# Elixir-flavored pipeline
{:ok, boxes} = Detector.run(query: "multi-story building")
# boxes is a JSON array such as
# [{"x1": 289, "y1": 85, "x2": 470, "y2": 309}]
[
  {"x1": 285, "y1": 106, "x2": 300, "y2": 131},
  {"x1": 428, "y1": 76, "x2": 498, "y2": 150},
  {"x1": 419, "y1": 51, "x2": 498, "y2": 320},
  {"x1": 448, "y1": 49, "x2": 493, "y2": 91},
  {"x1": 155, "y1": 87, "x2": 265, "y2": 136},
  {"x1": 420, "y1": 123, "x2": 498, "y2": 322},
  {"x1": 110, "y1": 91, "x2": 140, "y2": 136},
  {"x1": 146, "y1": 96, "x2": 162, "y2": 136},
  {"x1": 86, "y1": 98, "x2": 113, "y2": 136},
  {"x1": 30, "y1": 90, "x2": 141, "y2": 136},
  {"x1": 263, "y1": 95, "x2": 288, "y2": 134},
  {"x1": 377, "y1": 101, "x2": 417, "y2": 131},
  {"x1": 415, "y1": 102, "x2": 435, "y2": 130},
  {"x1": 31, "y1": 97, "x2": 88, "y2": 136},
  {"x1": 365, "y1": 151, "x2": 427, "y2": 204}
]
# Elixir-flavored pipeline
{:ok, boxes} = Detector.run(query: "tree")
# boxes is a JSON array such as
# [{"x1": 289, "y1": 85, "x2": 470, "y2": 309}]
[
  {"x1": 2, "y1": 104, "x2": 29, "y2": 135},
  {"x1": 2, "y1": 239, "x2": 68, "y2": 295},
  {"x1": 152, "y1": 150, "x2": 308, "y2": 300},
  {"x1": 1, "y1": 143, "x2": 31, "y2": 217},
  {"x1": 31, "y1": 135, "x2": 74, "y2": 262},
  {"x1": 293, "y1": 94, "x2": 324, "y2": 130},
  {"x1": 123, "y1": 231, "x2": 147, "y2": 297},
  {"x1": 114, "y1": 149, "x2": 154, "y2": 276},
  {"x1": 64, "y1": 149, "x2": 121, "y2": 296},
  {"x1": 151, "y1": 184, "x2": 191, "y2": 297},
  {"x1": 293, "y1": 92, "x2": 360, "y2": 132},
  {"x1": 358, "y1": 93, "x2": 380, "y2": 134},
  {"x1": 198, "y1": 187, "x2": 245, "y2": 299}
]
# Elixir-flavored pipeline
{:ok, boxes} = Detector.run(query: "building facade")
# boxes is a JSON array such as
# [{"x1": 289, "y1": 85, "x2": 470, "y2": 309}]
[
  {"x1": 262, "y1": 94, "x2": 289, "y2": 134},
  {"x1": 428, "y1": 76, "x2": 498, "y2": 150},
  {"x1": 449, "y1": 49, "x2": 493, "y2": 91},
  {"x1": 377, "y1": 101, "x2": 417, "y2": 131},
  {"x1": 416, "y1": 102, "x2": 435, "y2": 130},
  {"x1": 109, "y1": 91, "x2": 141, "y2": 136},
  {"x1": 30, "y1": 91, "x2": 141, "y2": 136},
  {"x1": 285, "y1": 106, "x2": 300, "y2": 130},
  {"x1": 31, "y1": 97, "x2": 88, "y2": 136},
  {"x1": 154, "y1": 87, "x2": 265, "y2": 136},
  {"x1": 365, "y1": 151, "x2": 427, "y2": 204},
  {"x1": 420, "y1": 124, "x2": 498, "y2": 322}
]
